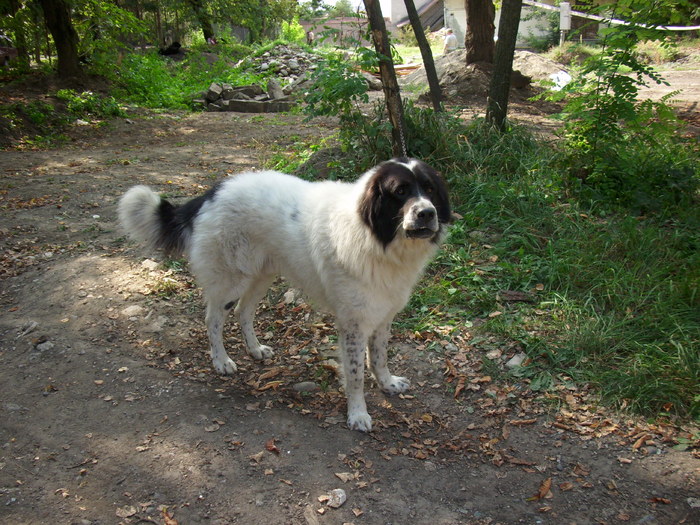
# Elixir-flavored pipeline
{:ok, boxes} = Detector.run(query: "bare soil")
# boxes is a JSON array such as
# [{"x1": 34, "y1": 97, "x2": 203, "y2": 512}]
[{"x1": 1, "y1": 86, "x2": 699, "y2": 525}]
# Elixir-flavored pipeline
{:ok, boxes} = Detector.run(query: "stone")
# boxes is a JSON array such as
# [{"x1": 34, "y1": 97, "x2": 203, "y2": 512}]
[
  {"x1": 206, "y1": 82, "x2": 223, "y2": 102},
  {"x1": 267, "y1": 78, "x2": 285, "y2": 100},
  {"x1": 36, "y1": 341, "x2": 55, "y2": 352}
]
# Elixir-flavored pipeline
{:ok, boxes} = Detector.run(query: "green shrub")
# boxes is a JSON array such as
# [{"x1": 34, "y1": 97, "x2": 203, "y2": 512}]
[
  {"x1": 547, "y1": 2, "x2": 699, "y2": 213},
  {"x1": 545, "y1": 42, "x2": 598, "y2": 66},
  {"x1": 55, "y1": 89, "x2": 126, "y2": 118}
]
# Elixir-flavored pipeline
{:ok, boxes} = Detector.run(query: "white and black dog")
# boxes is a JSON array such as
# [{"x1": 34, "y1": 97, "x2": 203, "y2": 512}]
[{"x1": 118, "y1": 158, "x2": 451, "y2": 431}]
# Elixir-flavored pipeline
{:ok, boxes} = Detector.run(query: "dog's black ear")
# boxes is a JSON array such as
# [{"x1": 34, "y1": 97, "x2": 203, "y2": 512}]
[
  {"x1": 358, "y1": 167, "x2": 397, "y2": 248},
  {"x1": 412, "y1": 159, "x2": 452, "y2": 224}
]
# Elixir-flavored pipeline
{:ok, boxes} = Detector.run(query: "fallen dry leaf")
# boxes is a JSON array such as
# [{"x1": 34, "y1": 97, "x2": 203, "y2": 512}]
[
  {"x1": 559, "y1": 481, "x2": 574, "y2": 491},
  {"x1": 115, "y1": 505, "x2": 137, "y2": 518},
  {"x1": 266, "y1": 438, "x2": 280, "y2": 455},
  {"x1": 248, "y1": 451, "x2": 265, "y2": 464},
  {"x1": 162, "y1": 507, "x2": 179, "y2": 525},
  {"x1": 632, "y1": 434, "x2": 651, "y2": 450},
  {"x1": 335, "y1": 472, "x2": 356, "y2": 483},
  {"x1": 527, "y1": 477, "x2": 552, "y2": 501}
]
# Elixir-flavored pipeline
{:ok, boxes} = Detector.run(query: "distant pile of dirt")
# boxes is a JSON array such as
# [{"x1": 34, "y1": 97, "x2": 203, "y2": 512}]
[{"x1": 401, "y1": 49, "x2": 568, "y2": 102}]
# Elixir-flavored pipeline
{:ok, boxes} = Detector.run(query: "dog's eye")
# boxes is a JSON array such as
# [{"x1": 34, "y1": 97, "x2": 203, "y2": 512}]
[
  {"x1": 395, "y1": 186, "x2": 407, "y2": 196},
  {"x1": 424, "y1": 185, "x2": 433, "y2": 194}
]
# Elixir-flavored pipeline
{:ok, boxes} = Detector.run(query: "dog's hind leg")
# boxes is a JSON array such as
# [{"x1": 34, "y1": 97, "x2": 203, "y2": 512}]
[
  {"x1": 369, "y1": 318, "x2": 410, "y2": 395},
  {"x1": 234, "y1": 273, "x2": 275, "y2": 361}
]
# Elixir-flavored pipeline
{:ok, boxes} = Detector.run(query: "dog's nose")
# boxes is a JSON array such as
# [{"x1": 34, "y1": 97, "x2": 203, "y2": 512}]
[{"x1": 416, "y1": 208, "x2": 435, "y2": 222}]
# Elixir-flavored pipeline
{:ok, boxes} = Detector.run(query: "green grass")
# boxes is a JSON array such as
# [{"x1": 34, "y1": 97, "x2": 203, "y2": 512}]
[{"x1": 429, "y1": 123, "x2": 699, "y2": 421}]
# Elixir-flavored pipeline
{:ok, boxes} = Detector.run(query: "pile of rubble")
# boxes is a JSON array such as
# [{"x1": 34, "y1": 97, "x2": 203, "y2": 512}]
[
  {"x1": 200, "y1": 79, "x2": 298, "y2": 113},
  {"x1": 200, "y1": 44, "x2": 382, "y2": 113},
  {"x1": 242, "y1": 44, "x2": 320, "y2": 86}
]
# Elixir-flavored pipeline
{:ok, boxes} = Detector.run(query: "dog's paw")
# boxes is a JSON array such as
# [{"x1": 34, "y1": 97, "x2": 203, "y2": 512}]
[
  {"x1": 247, "y1": 344, "x2": 274, "y2": 360},
  {"x1": 381, "y1": 375, "x2": 411, "y2": 395},
  {"x1": 347, "y1": 410, "x2": 373, "y2": 433},
  {"x1": 213, "y1": 356, "x2": 237, "y2": 375}
]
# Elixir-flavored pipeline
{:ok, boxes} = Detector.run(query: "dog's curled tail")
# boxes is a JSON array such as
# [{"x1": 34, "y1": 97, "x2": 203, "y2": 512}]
[{"x1": 118, "y1": 185, "x2": 186, "y2": 256}]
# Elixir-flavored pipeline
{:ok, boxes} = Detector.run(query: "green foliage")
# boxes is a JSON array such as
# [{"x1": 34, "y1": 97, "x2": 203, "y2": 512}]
[
  {"x1": 55, "y1": 89, "x2": 125, "y2": 118},
  {"x1": 73, "y1": 0, "x2": 148, "y2": 58},
  {"x1": 104, "y1": 49, "x2": 263, "y2": 109},
  {"x1": 521, "y1": 5, "x2": 559, "y2": 52},
  {"x1": 548, "y1": 0, "x2": 699, "y2": 212},
  {"x1": 545, "y1": 42, "x2": 598, "y2": 67},
  {"x1": 303, "y1": 51, "x2": 373, "y2": 118},
  {"x1": 281, "y1": 18, "x2": 307, "y2": 44}
]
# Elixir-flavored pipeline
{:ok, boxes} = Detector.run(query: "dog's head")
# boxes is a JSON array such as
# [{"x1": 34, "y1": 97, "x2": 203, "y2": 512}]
[{"x1": 359, "y1": 158, "x2": 451, "y2": 248}]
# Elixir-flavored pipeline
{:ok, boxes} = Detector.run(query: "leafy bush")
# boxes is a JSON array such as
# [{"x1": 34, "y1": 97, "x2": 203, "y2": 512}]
[
  {"x1": 303, "y1": 50, "x2": 373, "y2": 118},
  {"x1": 104, "y1": 49, "x2": 263, "y2": 109},
  {"x1": 55, "y1": 89, "x2": 125, "y2": 118},
  {"x1": 547, "y1": 2, "x2": 699, "y2": 212},
  {"x1": 281, "y1": 18, "x2": 307, "y2": 44},
  {"x1": 545, "y1": 42, "x2": 598, "y2": 66}
]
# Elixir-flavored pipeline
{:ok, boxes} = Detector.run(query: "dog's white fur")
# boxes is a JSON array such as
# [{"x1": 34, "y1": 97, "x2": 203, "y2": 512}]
[{"x1": 119, "y1": 159, "x2": 449, "y2": 431}]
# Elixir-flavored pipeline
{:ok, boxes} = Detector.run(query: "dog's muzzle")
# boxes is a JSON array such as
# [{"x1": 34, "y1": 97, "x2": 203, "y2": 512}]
[{"x1": 404, "y1": 200, "x2": 439, "y2": 239}]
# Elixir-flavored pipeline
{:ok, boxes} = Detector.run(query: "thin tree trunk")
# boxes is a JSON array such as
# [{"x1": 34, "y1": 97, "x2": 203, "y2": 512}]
[
  {"x1": 363, "y1": 0, "x2": 407, "y2": 157},
  {"x1": 403, "y1": 0, "x2": 442, "y2": 111},
  {"x1": 8, "y1": 0, "x2": 31, "y2": 69},
  {"x1": 486, "y1": 0, "x2": 522, "y2": 131},
  {"x1": 465, "y1": 0, "x2": 495, "y2": 64},
  {"x1": 38, "y1": 0, "x2": 81, "y2": 78},
  {"x1": 185, "y1": 0, "x2": 215, "y2": 41}
]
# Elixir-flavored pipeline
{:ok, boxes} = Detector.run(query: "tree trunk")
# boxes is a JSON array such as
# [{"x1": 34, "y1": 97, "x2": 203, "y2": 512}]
[
  {"x1": 486, "y1": 0, "x2": 522, "y2": 131},
  {"x1": 464, "y1": 0, "x2": 495, "y2": 64},
  {"x1": 185, "y1": 0, "x2": 215, "y2": 42},
  {"x1": 38, "y1": 0, "x2": 81, "y2": 78},
  {"x1": 7, "y1": 0, "x2": 31, "y2": 70},
  {"x1": 363, "y1": 0, "x2": 407, "y2": 157},
  {"x1": 403, "y1": 0, "x2": 442, "y2": 112}
]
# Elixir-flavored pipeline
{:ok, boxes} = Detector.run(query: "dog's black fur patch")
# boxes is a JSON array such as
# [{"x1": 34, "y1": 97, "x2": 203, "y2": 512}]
[{"x1": 156, "y1": 183, "x2": 222, "y2": 255}]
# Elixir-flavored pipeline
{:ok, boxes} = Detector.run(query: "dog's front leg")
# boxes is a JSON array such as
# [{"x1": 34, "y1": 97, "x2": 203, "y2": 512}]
[
  {"x1": 369, "y1": 320, "x2": 410, "y2": 395},
  {"x1": 340, "y1": 325, "x2": 372, "y2": 432}
]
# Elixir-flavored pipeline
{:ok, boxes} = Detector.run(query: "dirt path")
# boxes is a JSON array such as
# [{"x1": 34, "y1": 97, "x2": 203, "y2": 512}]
[{"x1": 1, "y1": 111, "x2": 698, "y2": 525}]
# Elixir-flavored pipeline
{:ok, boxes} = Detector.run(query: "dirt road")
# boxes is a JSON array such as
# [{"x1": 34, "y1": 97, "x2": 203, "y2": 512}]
[{"x1": 1, "y1": 110, "x2": 698, "y2": 525}]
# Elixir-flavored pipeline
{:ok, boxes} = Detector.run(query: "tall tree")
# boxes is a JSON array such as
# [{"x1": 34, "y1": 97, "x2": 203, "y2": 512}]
[
  {"x1": 2, "y1": 0, "x2": 31, "y2": 70},
  {"x1": 37, "y1": 0, "x2": 81, "y2": 78},
  {"x1": 363, "y1": 0, "x2": 406, "y2": 157},
  {"x1": 464, "y1": 0, "x2": 495, "y2": 64},
  {"x1": 403, "y1": 0, "x2": 442, "y2": 111},
  {"x1": 485, "y1": 0, "x2": 522, "y2": 130},
  {"x1": 184, "y1": 0, "x2": 215, "y2": 42}
]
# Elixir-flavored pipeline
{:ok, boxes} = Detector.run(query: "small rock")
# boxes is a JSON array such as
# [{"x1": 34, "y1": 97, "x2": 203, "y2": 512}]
[
  {"x1": 688, "y1": 497, "x2": 700, "y2": 509},
  {"x1": 293, "y1": 381, "x2": 319, "y2": 393},
  {"x1": 140, "y1": 259, "x2": 159, "y2": 271},
  {"x1": 121, "y1": 305, "x2": 145, "y2": 318},
  {"x1": 424, "y1": 461, "x2": 438, "y2": 472},
  {"x1": 36, "y1": 341, "x2": 55, "y2": 352},
  {"x1": 506, "y1": 353, "x2": 528, "y2": 369},
  {"x1": 327, "y1": 488, "x2": 346, "y2": 508},
  {"x1": 267, "y1": 78, "x2": 285, "y2": 100}
]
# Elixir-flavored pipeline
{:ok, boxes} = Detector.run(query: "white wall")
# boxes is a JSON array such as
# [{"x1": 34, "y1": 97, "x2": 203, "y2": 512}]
[{"x1": 444, "y1": 0, "x2": 554, "y2": 48}]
